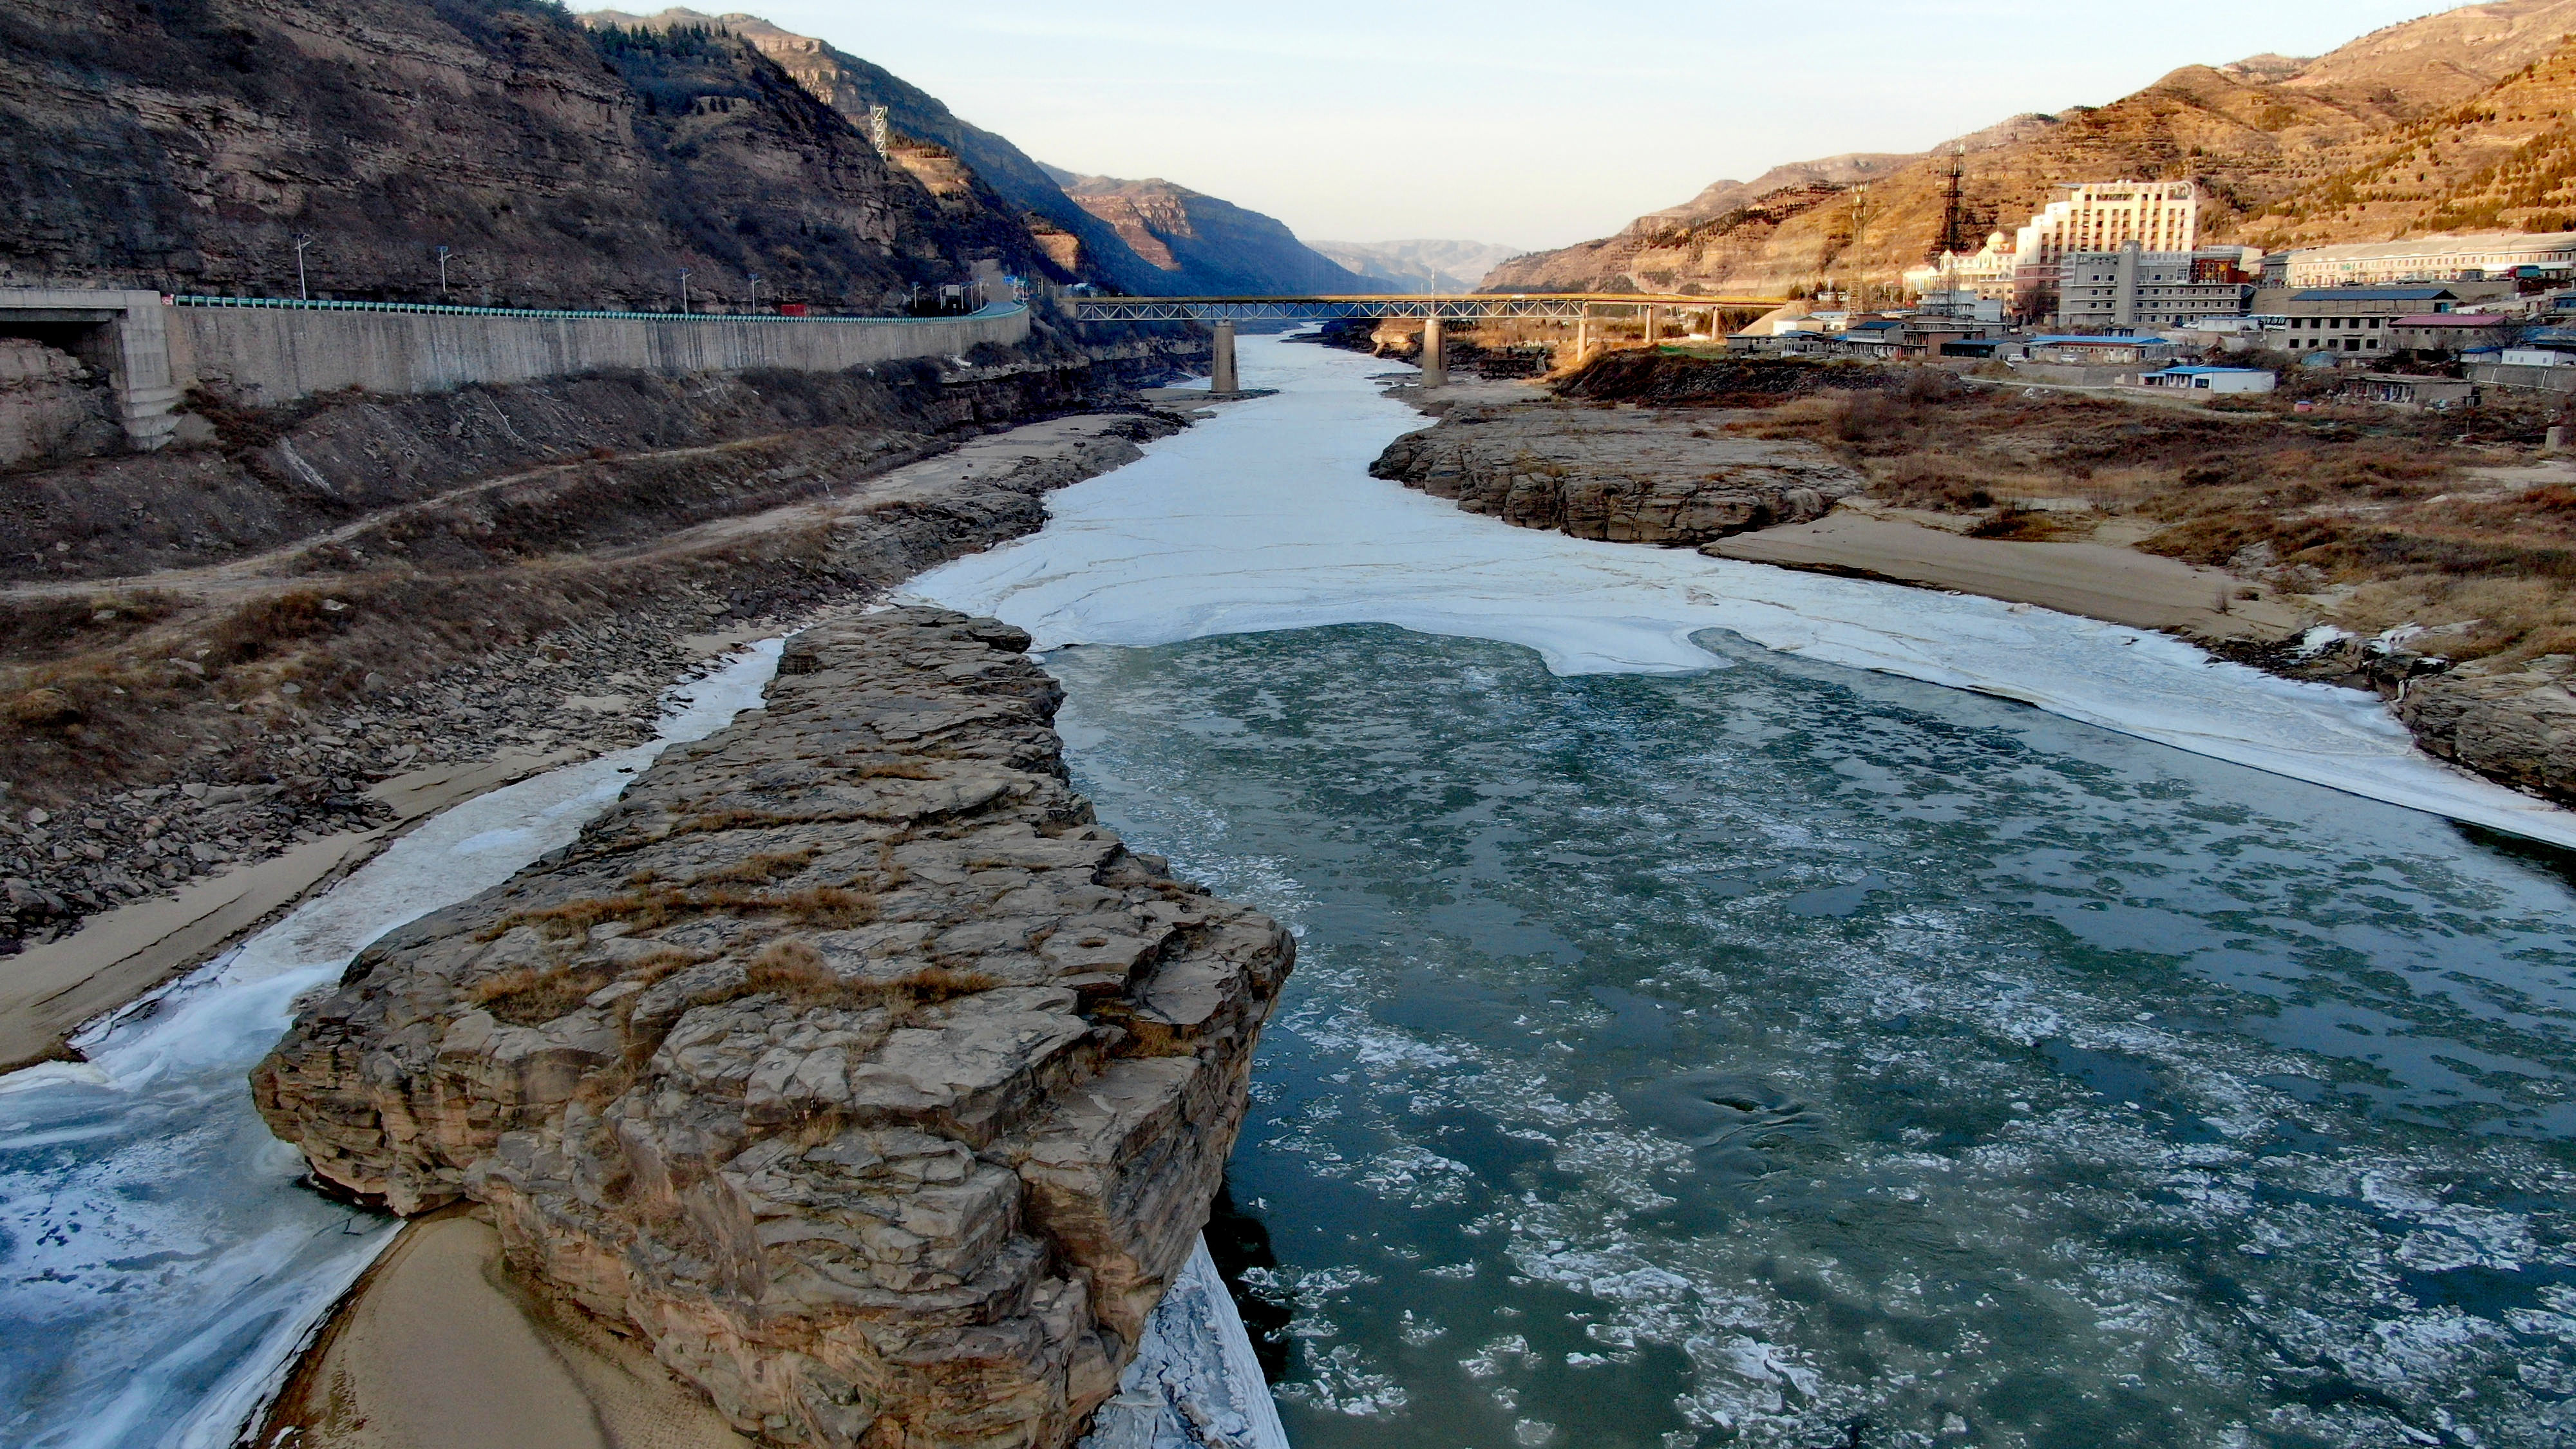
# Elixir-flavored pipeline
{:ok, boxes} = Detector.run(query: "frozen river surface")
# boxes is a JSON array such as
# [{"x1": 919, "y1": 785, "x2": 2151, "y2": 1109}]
[{"x1": 916, "y1": 337, "x2": 2576, "y2": 1447}]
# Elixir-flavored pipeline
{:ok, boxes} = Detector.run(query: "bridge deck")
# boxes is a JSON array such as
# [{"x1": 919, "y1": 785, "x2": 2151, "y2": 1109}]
[{"x1": 1068, "y1": 293, "x2": 1784, "y2": 322}]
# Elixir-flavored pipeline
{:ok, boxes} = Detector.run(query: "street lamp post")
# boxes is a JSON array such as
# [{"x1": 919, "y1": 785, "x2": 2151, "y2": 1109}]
[
  {"x1": 678, "y1": 268, "x2": 691, "y2": 315},
  {"x1": 436, "y1": 245, "x2": 451, "y2": 300},
  {"x1": 292, "y1": 233, "x2": 313, "y2": 300},
  {"x1": 748, "y1": 274, "x2": 762, "y2": 312}
]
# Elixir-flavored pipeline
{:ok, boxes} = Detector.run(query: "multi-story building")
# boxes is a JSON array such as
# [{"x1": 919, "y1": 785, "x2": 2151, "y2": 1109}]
[
  {"x1": 2280, "y1": 287, "x2": 2460, "y2": 357},
  {"x1": 2013, "y1": 182, "x2": 2200, "y2": 318},
  {"x1": 2282, "y1": 234, "x2": 2576, "y2": 288},
  {"x1": 1909, "y1": 182, "x2": 2204, "y2": 321},
  {"x1": 2055, "y1": 242, "x2": 2255, "y2": 330}
]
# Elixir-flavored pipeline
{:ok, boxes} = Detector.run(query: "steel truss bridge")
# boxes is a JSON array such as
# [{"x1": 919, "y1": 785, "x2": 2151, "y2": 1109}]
[{"x1": 1067, "y1": 293, "x2": 1785, "y2": 323}]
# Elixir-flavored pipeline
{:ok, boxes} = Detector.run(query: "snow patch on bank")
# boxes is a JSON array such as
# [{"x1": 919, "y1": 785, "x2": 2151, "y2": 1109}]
[{"x1": 909, "y1": 334, "x2": 2576, "y2": 850}]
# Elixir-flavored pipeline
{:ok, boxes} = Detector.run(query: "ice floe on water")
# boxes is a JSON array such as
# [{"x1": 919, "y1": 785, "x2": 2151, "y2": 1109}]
[
  {"x1": 0, "y1": 642, "x2": 780, "y2": 1449},
  {"x1": 911, "y1": 330, "x2": 2576, "y2": 849},
  {"x1": 1041, "y1": 622, "x2": 2576, "y2": 1448}
]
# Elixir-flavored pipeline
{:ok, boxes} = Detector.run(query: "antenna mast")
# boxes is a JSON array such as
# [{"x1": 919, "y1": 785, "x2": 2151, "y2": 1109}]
[{"x1": 1935, "y1": 144, "x2": 1969, "y2": 261}]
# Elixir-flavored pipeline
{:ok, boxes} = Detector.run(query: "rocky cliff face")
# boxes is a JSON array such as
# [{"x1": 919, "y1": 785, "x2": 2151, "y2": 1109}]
[
  {"x1": 0, "y1": 0, "x2": 1049, "y2": 308},
  {"x1": 1486, "y1": 0, "x2": 2576, "y2": 297},
  {"x1": 253, "y1": 607, "x2": 1293, "y2": 1448},
  {"x1": 580, "y1": 8, "x2": 1179, "y2": 297},
  {"x1": 1370, "y1": 408, "x2": 1860, "y2": 545}
]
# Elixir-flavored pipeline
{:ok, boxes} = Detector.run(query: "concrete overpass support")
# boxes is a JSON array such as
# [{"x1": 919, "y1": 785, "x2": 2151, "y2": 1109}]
[
  {"x1": 1421, "y1": 313, "x2": 1446, "y2": 387},
  {"x1": 1211, "y1": 319, "x2": 1238, "y2": 393},
  {"x1": 0, "y1": 290, "x2": 181, "y2": 455}
]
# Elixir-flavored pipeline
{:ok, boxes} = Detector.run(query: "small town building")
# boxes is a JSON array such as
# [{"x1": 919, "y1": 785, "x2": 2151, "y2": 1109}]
[
  {"x1": 2280, "y1": 288, "x2": 2459, "y2": 358},
  {"x1": 2470, "y1": 338, "x2": 2576, "y2": 393},
  {"x1": 2025, "y1": 335, "x2": 2176, "y2": 366},
  {"x1": 2141, "y1": 365, "x2": 2275, "y2": 393},
  {"x1": 2346, "y1": 373, "x2": 2476, "y2": 408},
  {"x1": 2387, "y1": 312, "x2": 2514, "y2": 354}
]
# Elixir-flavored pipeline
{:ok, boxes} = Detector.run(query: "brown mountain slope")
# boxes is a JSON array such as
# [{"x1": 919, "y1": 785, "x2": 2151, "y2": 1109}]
[
  {"x1": 2251, "y1": 31, "x2": 2576, "y2": 244},
  {"x1": 1489, "y1": 0, "x2": 2576, "y2": 297},
  {"x1": 0, "y1": 0, "x2": 1050, "y2": 308},
  {"x1": 2282, "y1": 0, "x2": 2576, "y2": 106}
]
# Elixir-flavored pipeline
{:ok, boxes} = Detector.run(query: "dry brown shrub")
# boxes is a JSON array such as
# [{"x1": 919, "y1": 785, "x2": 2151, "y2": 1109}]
[
  {"x1": 688, "y1": 848, "x2": 815, "y2": 886},
  {"x1": 492, "y1": 888, "x2": 682, "y2": 940},
  {"x1": 742, "y1": 940, "x2": 996, "y2": 1014},
  {"x1": 675, "y1": 808, "x2": 792, "y2": 837},
  {"x1": 1967, "y1": 506, "x2": 2076, "y2": 542},
  {"x1": 769, "y1": 886, "x2": 878, "y2": 927},
  {"x1": 468, "y1": 963, "x2": 616, "y2": 1025},
  {"x1": 855, "y1": 760, "x2": 940, "y2": 780}
]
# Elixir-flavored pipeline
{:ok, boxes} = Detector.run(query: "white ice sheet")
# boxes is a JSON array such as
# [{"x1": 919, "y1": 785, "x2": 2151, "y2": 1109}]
[{"x1": 910, "y1": 333, "x2": 2576, "y2": 851}]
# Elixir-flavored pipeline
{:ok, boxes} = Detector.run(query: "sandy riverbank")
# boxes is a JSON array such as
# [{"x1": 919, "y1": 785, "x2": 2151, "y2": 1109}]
[
  {"x1": 264, "y1": 1213, "x2": 751, "y2": 1449},
  {"x1": 1701, "y1": 502, "x2": 2310, "y2": 641}
]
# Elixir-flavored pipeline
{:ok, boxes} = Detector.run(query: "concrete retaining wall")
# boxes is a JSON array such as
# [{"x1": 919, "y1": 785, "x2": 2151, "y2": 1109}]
[{"x1": 169, "y1": 300, "x2": 1032, "y2": 408}]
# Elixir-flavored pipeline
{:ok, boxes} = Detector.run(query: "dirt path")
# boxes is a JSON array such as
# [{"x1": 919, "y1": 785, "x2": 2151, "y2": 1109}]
[{"x1": 1, "y1": 429, "x2": 902, "y2": 608}]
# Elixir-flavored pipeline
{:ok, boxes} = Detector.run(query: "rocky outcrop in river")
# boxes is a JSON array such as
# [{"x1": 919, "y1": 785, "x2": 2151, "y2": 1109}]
[
  {"x1": 252, "y1": 608, "x2": 1293, "y2": 1448},
  {"x1": 1369, "y1": 407, "x2": 1861, "y2": 545},
  {"x1": 2398, "y1": 655, "x2": 2576, "y2": 806}
]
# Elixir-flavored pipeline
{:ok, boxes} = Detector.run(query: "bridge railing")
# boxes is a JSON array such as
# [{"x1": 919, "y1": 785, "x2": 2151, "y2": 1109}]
[{"x1": 168, "y1": 294, "x2": 1028, "y2": 325}]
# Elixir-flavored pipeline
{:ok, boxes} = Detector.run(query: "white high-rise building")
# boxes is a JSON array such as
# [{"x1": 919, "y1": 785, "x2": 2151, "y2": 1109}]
[{"x1": 2016, "y1": 181, "x2": 2201, "y2": 263}]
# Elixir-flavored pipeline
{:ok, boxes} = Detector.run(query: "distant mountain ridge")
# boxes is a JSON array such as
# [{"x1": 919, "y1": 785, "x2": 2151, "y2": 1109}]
[
  {"x1": 1486, "y1": 0, "x2": 2576, "y2": 298},
  {"x1": 1043, "y1": 169, "x2": 1374, "y2": 294},
  {"x1": 1306, "y1": 240, "x2": 1528, "y2": 293}
]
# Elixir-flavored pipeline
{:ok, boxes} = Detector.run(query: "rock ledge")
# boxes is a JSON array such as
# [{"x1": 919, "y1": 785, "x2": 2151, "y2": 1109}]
[
  {"x1": 1370, "y1": 406, "x2": 1861, "y2": 545},
  {"x1": 254, "y1": 608, "x2": 1293, "y2": 1449}
]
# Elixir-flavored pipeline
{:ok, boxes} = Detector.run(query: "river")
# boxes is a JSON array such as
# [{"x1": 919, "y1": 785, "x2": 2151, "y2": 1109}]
[
  {"x1": 914, "y1": 336, "x2": 2576, "y2": 1448},
  {"x1": 1, "y1": 330, "x2": 2570, "y2": 1449}
]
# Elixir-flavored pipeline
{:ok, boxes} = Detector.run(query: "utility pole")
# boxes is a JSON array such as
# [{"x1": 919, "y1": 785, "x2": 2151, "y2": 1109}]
[
  {"x1": 292, "y1": 233, "x2": 314, "y2": 300},
  {"x1": 748, "y1": 274, "x2": 762, "y2": 312},
  {"x1": 436, "y1": 245, "x2": 451, "y2": 301},
  {"x1": 677, "y1": 267, "x2": 690, "y2": 314}
]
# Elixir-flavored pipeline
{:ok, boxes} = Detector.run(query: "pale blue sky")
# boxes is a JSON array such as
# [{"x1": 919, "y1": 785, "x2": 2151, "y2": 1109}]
[{"x1": 721, "y1": 1, "x2": 2472, "y2": 249}]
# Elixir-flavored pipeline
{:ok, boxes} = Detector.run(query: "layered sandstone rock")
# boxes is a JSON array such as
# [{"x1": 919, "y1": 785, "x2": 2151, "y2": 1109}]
[
  {"x1": 2399, "y1": 655, "x2": 2576, "y2": 806},
  {"x1": 1370, "y1": 408, "x2": 1861, "y2": 546},
  {"x1": 253, "y1": 609, "x2": 1293, "y2": 1448}
]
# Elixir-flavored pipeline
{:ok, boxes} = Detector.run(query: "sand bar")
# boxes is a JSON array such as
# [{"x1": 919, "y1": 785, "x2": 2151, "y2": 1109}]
[{"x1": 1704, "y1": 509, "x2": 2310, "y2": 641}]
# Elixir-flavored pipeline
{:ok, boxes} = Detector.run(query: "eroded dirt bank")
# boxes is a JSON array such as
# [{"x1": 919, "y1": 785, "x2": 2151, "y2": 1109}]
[
  {"x1": 0, "y1": 340, "x2": 1195, "y2": 1047},
  {"x1": 1374, "y1": 351, "x2": 2576, "y2": 808},
  {"x1": 254, "y1": 609, "x2": 1293, "y2": 1449}
]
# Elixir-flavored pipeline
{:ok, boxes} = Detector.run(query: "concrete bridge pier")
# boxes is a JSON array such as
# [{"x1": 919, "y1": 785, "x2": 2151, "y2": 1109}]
[
  {"x1": 1572, "y1": 306, "x2": 1594, "y2": 369},
  {"x1": 1420, "y1": 313, "x2": 1446, "y2": 387},
  {"x1": 1211, "y1": 319, "x2": 1238, "y2": 393}
]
